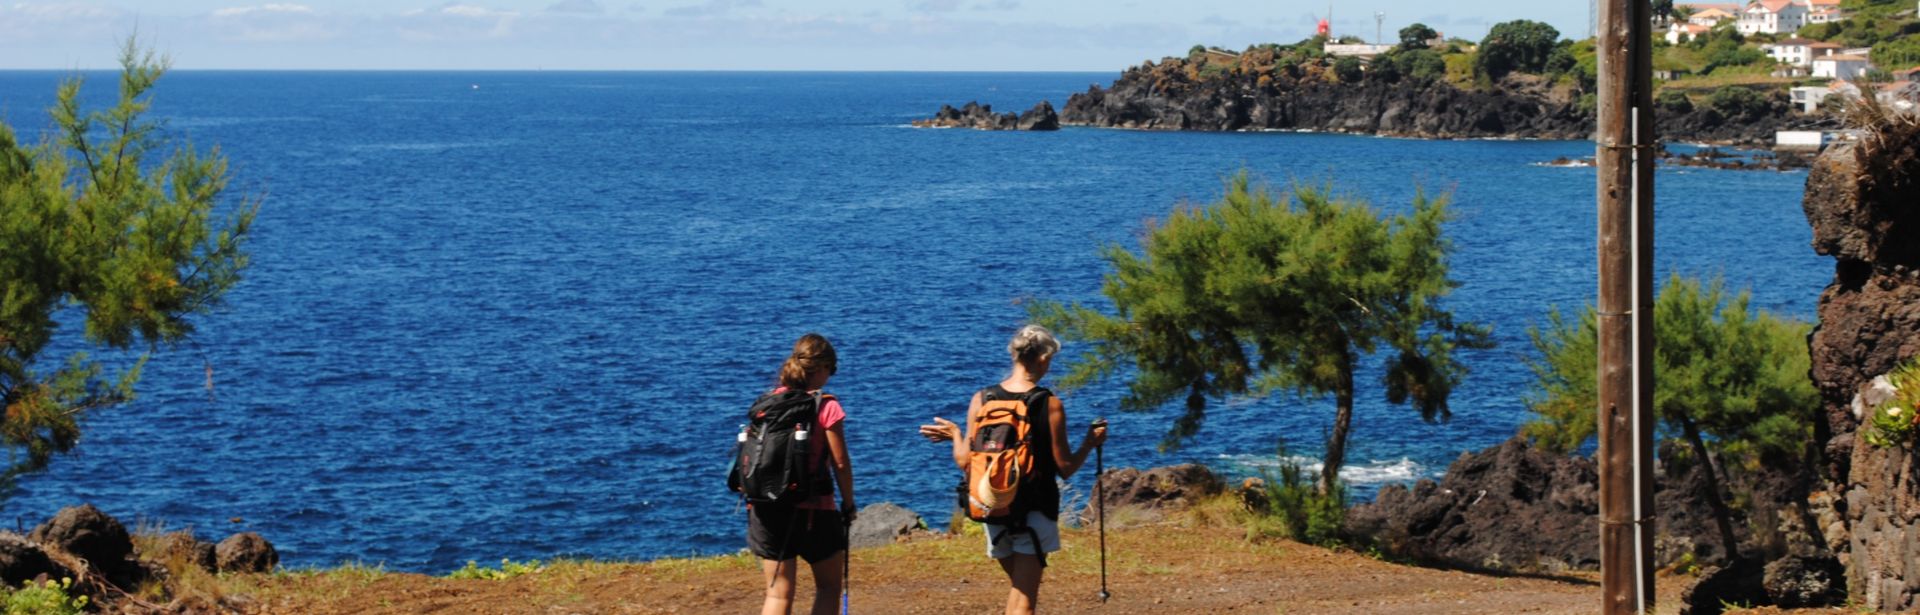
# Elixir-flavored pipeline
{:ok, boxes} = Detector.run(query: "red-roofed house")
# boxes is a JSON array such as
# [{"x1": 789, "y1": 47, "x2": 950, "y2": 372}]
[
  {"x1": 1739, "y1": 0, "x2": 1811, "y2": 34},
  {"x1": 1688, "y1": 7, "x2": 1737, "y2": 25},
  {"x1": 1668, "y1": 23, "x2": 1713, "y2": 44}
]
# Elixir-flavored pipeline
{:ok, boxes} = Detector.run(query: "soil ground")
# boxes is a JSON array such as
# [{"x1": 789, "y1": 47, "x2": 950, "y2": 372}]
[{"x1": 208, "y1": 523, "x2": 1731, "y2": 614}]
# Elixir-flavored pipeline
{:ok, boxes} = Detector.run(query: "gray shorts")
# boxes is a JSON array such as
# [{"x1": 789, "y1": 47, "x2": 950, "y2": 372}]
[{"x1": 984, "y1": 511, "x2": 1061, "y2": 559}]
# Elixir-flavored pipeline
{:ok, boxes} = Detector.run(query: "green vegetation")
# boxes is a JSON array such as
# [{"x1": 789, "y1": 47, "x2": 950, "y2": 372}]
[
  {"x1": 1477, "y1": 20, "x2": 1563, "y2": 78},
  {"x1": 1, "y1": 579, "x2": 88, "y2": 615},
  {"x1": 1031, "y1": 173, "x2": 1490, "y2": 494},
  {"x1": 0, "y1": 41, "x2": 257, "y2": 491},
  {"x1": 447, "y1": 558, "x2": 546, "y2": 580},
  {"x1": 1522, "y1": 275, "x2": 1817, "y2": 559},
  {"x1": 1333, "y1": 56, "x2": 1366, "y2": 83},
  {"x1": 1247, "y1": 446, "x2": 1347, "y2": 547},
  {"x1": 1398, "y1": 23, "x2": 1439, "y2": 51},
  {"x1": 1863, "y1": 358, "x2": 1920, "y2": 448}
]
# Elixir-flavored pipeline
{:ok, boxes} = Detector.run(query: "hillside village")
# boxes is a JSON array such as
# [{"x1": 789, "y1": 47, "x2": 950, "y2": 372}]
[{"x1": 1662, "y1": 0, "x2": 1920, "y2": 116}]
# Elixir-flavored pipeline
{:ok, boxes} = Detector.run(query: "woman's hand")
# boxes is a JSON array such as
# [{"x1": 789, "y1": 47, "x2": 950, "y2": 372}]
[
  {"x1": 918, "y1": 417, "x2": 959, "y2": 443},
  {"x1": 1085, "y1": 419, "x2": 1109, "y2": 449}
]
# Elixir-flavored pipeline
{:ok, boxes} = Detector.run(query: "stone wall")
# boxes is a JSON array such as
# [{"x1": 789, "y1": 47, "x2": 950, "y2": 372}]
[{"x1": 1802, "y1": 109, "x2": 1920, "y2": 611}]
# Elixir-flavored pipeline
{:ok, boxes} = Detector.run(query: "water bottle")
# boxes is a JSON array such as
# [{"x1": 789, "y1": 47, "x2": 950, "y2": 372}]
[{"x1": 795, "y1": 425, "x2": 809, "y2": 442}]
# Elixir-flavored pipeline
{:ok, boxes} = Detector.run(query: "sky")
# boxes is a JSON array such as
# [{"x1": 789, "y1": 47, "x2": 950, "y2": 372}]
[{"x1": 0, "y1": 1, "x2": 1590, "y2": 71}]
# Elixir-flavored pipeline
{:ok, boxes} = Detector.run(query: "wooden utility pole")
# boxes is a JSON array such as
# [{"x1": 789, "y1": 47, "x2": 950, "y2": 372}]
[{"x1": 1596, "y1": 0, "x2": 1657, "y2": 613}]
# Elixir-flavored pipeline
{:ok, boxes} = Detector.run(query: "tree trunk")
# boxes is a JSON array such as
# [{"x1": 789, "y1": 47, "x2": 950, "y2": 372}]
[
  {"x1": 1682, "y1": 416, "x2": 1742, "y2": 561},
  {"x1": 1322, "y1": 345, "x2": 1354, "y2": 495}
]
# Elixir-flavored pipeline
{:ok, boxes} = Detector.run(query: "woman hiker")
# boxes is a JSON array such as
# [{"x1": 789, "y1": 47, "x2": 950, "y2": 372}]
[
  {"x1": 919, "y1": 324, "x2": 1108, "y2": 615},
  {"x1": 746, "y1": 333, "x2": 857, "y2": 615}
]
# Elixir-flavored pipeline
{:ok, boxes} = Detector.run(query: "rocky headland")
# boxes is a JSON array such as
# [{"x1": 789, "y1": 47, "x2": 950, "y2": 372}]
[
  {"x1": 911, "y1": 101, "x2": 1058, "y2": 130},
  {"x1": 920, "y1": 48, "x2": 1819, "y2": 145}
]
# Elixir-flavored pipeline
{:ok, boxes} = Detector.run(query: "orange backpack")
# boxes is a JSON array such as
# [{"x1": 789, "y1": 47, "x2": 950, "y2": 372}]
[{"x1": 964, "y1": 386, "x2": 1049, "y2": 523}]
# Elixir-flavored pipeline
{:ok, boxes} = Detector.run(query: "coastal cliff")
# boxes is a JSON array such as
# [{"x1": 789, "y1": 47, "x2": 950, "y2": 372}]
[{"x1": 923, "y1": 49, "x2": 1815, "y2": 145}]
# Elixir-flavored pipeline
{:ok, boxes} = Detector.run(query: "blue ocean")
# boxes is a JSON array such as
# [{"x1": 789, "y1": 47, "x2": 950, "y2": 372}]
[{"x1": 0, "y1": 71, "x2": 1826, "y2": 572}]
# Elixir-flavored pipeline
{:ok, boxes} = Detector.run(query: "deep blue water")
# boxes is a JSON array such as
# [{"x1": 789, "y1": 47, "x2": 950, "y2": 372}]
[{"x1": 0, "y1": 71, "x2": 1827, "y2": 572}]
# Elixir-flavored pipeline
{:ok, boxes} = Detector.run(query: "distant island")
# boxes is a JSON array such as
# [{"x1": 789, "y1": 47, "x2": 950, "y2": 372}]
[{"x1": 920, "y1": 4, "x2": 1920, "y2": 145}]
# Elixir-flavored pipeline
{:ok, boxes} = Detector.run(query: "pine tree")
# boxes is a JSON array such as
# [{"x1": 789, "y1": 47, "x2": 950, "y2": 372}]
[
  {"x1": 0, "y1": 41, "x2": 257, "y2": 488},
  {"x1": 1522, "y1": 275, "x2": 1818, "y2": 560},
  {"x1": 1031, "y1": 173, "x2": 1490, "y2": 493}
]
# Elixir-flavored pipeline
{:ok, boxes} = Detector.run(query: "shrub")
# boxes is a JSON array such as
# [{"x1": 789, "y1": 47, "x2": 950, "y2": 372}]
[
  {"x1": 1, "y1": 578, "x2": 88, "y2": 615},
  {"x1": 1252, "y1": 446, "x2": 1347, "y2": 547},
  {"x1": 1709, "y1": 87, "x2": 1769, "y2": 119},
  {"x1": 1658, "y1": 89, "x2": 1696, "y2": 114},
  {"x1": 1334, "y1": 56, "x2": 1366, "y2": 83},
  {"x1": 1862, "y1": 359, "x2": 1920, "y2": 449}
]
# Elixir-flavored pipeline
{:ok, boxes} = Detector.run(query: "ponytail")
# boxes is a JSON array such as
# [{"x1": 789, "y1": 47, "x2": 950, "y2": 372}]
[{"x1": 779, "y1": 333, "x2": 837, "y2": 389}]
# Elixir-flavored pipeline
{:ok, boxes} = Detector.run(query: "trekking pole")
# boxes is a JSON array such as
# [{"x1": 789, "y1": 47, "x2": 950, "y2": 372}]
[
  {"x1": 842, "y1": 517, "x2": 851, "y2": 615},
  {"x1": 1096, "y1": 437, "x2": 1110, "y2": 603}
]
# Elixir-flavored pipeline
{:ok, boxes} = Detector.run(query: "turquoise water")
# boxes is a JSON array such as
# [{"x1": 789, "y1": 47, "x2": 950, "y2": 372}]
[{"x1": 0, "y1": 71, "x2": 1826, "y2": 571}]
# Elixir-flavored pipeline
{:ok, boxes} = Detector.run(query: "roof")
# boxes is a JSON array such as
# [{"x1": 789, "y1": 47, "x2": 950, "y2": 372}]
[
  {"x1": 1808, "y1": 42, "x2": 1844, "y2": 49},
  {"x1": 1817, "y1": 54, "x2": 1870, "y2": 62},
  {"x1": 1692, "y1": 7, "x2": 1735, "y2": 18},
  {"x1": 1748, "y1": 0, "x2": 1798, "y2": 13},
  {"x1": 1807, "y1": 0, "x2": 1841, "y2": 6},
  {"x1": 1772, "y1": 37, "x2": 1817, "y2": 46},
  {"x1": 1673, "y1": 23, "x2": 1712, "y2": 33}
]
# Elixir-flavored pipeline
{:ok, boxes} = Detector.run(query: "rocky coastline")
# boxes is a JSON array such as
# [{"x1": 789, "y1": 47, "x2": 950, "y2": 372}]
[{"x1": 919, "y1": 58, "x2": 1820, "y2": 146}]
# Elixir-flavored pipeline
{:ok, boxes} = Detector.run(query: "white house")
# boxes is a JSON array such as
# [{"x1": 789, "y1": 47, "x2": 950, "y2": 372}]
[
  {"x1": 1765, "y1": 38, "x2": 1819, "y2": 66},
  {"x1": 1790, "y1": 84, "x2": 1832, "y2": 112},
  {"x1": 1813, "y1": 54, "x2": 1873, "y2": 79},
  {"x1": 1739, "y1": 0, "x2": 1811, "y2": 35},
  {"x1": 1324, "y1": 43, "x2": 1395, "y2": 58},
  {"x1": 1668, "y1": 23, "x2": 1712, "y2": 44}
]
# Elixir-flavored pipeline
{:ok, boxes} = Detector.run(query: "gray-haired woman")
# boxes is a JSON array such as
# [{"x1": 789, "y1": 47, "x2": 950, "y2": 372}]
[{"x1": 919, "y1": 324, "x2": 1107, "y2": 615}]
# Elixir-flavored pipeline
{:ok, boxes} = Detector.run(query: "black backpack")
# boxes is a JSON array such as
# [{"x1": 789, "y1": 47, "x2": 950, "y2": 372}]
[{"x1": 727, "y1": 390, "x2": 834, "y2": 505}]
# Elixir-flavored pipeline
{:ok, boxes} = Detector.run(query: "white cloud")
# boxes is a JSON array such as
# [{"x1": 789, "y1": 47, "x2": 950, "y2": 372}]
[
  {"x1": 662, "y1": 0, "x2": 759, "y2": 18},
  {"x1": 908, "y1": 0, "x2": 963, "y2": 12},
  {"x1": 545, "y1": 0, "x2": 605, "y2": 14},
  {"x1": 207, "y1": 3, "x2": 336, "y2": 41},
  {"x1": 6, "y1": 1, "x2": 119, "y2": 20},
  {"x1": 0, "y1": 2, "x2": 127, "y2": 44},
  {"x1": 211, "y1": 3, "x2": 315, "y2": 18},
  {"x1": 396, "y1": 3, "x2": 521, "y2": 40}
]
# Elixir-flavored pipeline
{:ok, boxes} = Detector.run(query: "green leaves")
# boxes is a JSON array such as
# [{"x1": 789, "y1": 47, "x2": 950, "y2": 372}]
[
  {"x1": 0, "y1": 40, "x2": 256, "y2": 489},
  {"x1": 1476, "y1": 20, "x2": 1563, "y2": 79},
  {"x1": 1031, "y1": 172, "x2": 1486, "y2": 455},
  {"x1": 1522, "y1": 275, "x2": 1818, "y2": 458}
]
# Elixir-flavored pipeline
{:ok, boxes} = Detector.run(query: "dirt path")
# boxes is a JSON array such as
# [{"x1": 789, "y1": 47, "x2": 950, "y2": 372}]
[{"x1": 223, "y1": 524, "x2": 1704, "y2": 614}]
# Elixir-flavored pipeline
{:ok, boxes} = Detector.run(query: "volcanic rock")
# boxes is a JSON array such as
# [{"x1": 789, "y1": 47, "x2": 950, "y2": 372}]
[
  {"x1": 1080, "y1": 464, "x2": 1223, "y2": 525},
  {"x1": 850, "y1": 503, "x2": 924, "y2": 549},
  {"x1": 1681, "y1": 557, "x2": 1767, "y2": 615},
  {"x1": 0, "y1": 533, "x2": 70, "y2": 586},
  {"x1": 913, "y1": 101, "x2": 1060, "y2": 131},
  {"x1": 29, "y1": 504, "x2": 133, "y2": 571},
  {"x1": 1346, "y1": 436, "x2": 1599, "y2": 573},
  {"x1": 215, "y1": 532, "x2": 278, "y2": 573},
  {"x1": 1763, "y1": 554, "x2": 1847, "y2": 608}
]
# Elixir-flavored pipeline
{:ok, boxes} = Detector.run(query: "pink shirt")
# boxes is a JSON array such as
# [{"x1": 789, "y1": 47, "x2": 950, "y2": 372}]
[{"x1": 772, "y1": 387, "x2": 845, "y2": 510}]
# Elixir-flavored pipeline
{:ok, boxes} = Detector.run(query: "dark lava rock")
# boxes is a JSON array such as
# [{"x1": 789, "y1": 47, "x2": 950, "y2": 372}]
[
  {"x1": 1763, "y1": 554, "x2": 1846, "y2": 608},
  {"x1": 1802, "y1": 115, "x2": 1920, "y2": 611},
  {"x1": 1055, "y1": 55, "x2": 1809, "y2": 143},
  {"x1": 215, "y1": 532, "x2": 278, "y2": 573},
  {"x1": 1346, "y1": 436, "x2": 1598, "y2": 573},
  {"x1": 29, "y1": 504, "x2": 133, "y2": 571},
  {"x1": 1080, "y1": 464, "x2": 1222, "y2": 524},
  {"x1": 849, "y1": 503, "x2": 923, "y2": 549},
  {"x1": 0, "y1": 533, "x2": 70, "y2": 586},
  {"x1": 1681, "y1": 557, "x2": 1767, "y2": 615},
  {"x1": 913, "y1": 100, "x2": 1060, "y2": 131}
]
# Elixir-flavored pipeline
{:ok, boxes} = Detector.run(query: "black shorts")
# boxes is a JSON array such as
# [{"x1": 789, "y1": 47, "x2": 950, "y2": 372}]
[{"x1": 746, "y1": 504, "x2": 846, "y2": 564}]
